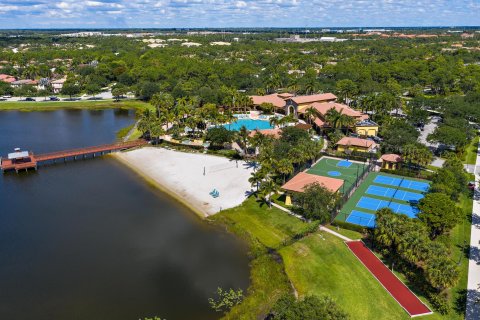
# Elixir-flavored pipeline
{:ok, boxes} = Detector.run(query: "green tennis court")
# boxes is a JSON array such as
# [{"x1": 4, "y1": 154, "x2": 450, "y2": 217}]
[{"x1": 307, "y1": 157, "x2": 369, "y2": 193}]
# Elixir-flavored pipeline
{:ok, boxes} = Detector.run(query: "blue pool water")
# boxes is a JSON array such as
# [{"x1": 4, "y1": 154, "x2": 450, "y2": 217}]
[{"x1": 223, "y1": 118, "x2": 274, "y2": 131}]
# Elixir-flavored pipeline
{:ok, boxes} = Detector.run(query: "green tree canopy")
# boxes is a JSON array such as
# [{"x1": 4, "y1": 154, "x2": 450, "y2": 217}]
[
  {"x1": 418, "y1": 193, "x2": 461, "y2": 239},
  {"x1": 292, "y1": 182, "x2": 339, "y2": 223}
]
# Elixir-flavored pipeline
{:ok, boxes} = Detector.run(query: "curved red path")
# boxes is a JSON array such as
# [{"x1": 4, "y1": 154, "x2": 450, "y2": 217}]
[{"x1": 346, "y1": 241, "x2": 432, "y2": 317}]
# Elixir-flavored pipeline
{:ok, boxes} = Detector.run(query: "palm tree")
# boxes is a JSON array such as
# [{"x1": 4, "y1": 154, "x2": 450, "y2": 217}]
[
  {"x1": 259, "y1": 178, "x2": 279, "y2": 208},
  {"x1": 425, "y1": 257, "x2": 459, "y2": 291},
  {"x1": 276, "y1": 158, "x2": 294, "y2": 184},
  {"x1": 151, "y1": 92, "x2": 175, "y2": 118},
  {"x1": 238, "y1": 125, "x2": 249, "y2": 154},
  {"x1": 269, "y1": 116, "x2": 281, "y2": 128},
  {"x1": 324, "y1": 108, "x2": 342, "y2": 130},
  {"x1": 338, "y1": 113, "x2": 356, "y2": 134},
  {"x1": 304, "y1": 107, "x2": 317, "y2": 125},
  {"x1": 248, "y1": 170, "x2": 264, "y2": 191}
]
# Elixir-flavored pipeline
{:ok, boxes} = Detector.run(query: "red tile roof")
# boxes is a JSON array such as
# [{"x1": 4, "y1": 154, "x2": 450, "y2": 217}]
[
  {"x1": 290, "y1": 93, "x2": 337, "y2": 104},
  {"x1": 381, "y1": 154, "x2": 402, "y2": 163},
  {"x1": 337, "y1": 137, "x2": 377, "y2": 148},
  {"x1": 314, "y1": 117, "x2": 325, "y2": 127},
  {"x1": 248, "y1": 128, "x2": 282, "y2": 139},
  {"x1": 0, "y1": 74, "x2": 16, "y2": 83},
  {"x1": 281, "y1": 172, "x2": 344, "y2": 193},
  {"x1": 311, "y1": 102, "x2": 364, "y2": 118},
  {"x1": 250, "y1": 94, "x2": 286, "y2": 108}
]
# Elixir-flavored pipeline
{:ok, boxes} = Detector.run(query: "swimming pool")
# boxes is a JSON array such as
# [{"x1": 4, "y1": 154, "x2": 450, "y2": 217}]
[{"x1": 223, "y1": 118, "x2": 274, "y2": 131}]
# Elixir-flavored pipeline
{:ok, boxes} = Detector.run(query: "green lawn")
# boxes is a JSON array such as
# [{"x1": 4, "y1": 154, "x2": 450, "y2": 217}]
[
  {"x1": 307, "y1": 157, "x2": 369, "y2": 193},
  {"x1": 221, "y1": 254, "x2": 292, "y2": 320},
  {"x1": 326, "y1": 225, "x2": 364, "y2": 240},
  {"x1": 279, "y1": 232, "x2": 410, "y2": 320},
  {"x1": 463, "y1": 136, "x2": 479, "y2": 165},
  {"x1": 211, "y1": 197, "x2": 312, "y2": 319},
  {"x1": 0, "y1": 99, "x2": 150, "y2": 111},
  {"x1": 212, "y1": 197, "x2": 309, "y2": 249},
  {"x1": 211, "y1": 188, "x2": 471, "y2": 319}
]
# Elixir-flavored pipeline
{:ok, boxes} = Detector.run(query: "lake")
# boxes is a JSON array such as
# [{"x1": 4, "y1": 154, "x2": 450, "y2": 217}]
[{"x1": 0, "y1": 109, "x2": 250, "y2": 319}]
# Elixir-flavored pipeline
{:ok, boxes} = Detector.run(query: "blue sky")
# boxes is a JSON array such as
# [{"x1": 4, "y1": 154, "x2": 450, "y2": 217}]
[{"x1": 0, "y1": 0, "x2": 479, "y2": 29}]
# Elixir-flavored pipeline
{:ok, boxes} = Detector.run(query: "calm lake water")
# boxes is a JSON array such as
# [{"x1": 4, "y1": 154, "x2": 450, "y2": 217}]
[{"x1": 0, "y1": 109, "x2": 250, "y2": 319}]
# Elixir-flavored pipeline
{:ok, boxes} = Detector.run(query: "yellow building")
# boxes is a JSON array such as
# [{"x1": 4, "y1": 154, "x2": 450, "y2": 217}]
[
  {"x1": 336, "y1": 137, "x2": 378, "y2": 153},
  {"x1": 355, "y1": 119, "x2": 379, "y2": 137},
  {"x1": 380, "y1": 154, "x2": 402, "y2": 170}
]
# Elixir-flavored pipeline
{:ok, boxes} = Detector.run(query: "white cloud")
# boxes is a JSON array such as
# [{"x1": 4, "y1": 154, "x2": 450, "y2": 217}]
[{"x1": 0, "y1": 0, "x2": 478, "y2": 28}]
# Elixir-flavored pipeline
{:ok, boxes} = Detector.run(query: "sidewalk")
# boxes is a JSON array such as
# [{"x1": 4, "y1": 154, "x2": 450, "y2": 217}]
[{"x1": 466, "y1": 141, "x2": 480, "y2": 320}]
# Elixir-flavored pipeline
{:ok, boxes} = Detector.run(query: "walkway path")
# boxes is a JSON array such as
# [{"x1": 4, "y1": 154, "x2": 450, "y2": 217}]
[
  {"x1": 123, "y1": 120, "x2": 140, "y2": 142},
  {"x1": 466, "y1": 141, "x2": 480, "y2": 320}
]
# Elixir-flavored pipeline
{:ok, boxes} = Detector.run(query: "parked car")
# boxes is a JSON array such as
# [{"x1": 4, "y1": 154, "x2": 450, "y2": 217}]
[
  {"x1": 49, "y1": 96, "x2": 60, "y2": 101},
  {"x1": 25, "y1": 97, "x2": 36, "y2": 102},
  {"x1": 2, "y1": 95, "x2": 12, "y2": 99},
  {"x1": 468, "y1": 181, "x2": 476, "y2": 190}
]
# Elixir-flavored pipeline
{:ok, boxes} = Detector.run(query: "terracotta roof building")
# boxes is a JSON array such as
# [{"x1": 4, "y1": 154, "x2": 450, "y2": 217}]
[
  {"x1": 336, "y1": 137, "x2": 378, "y2": 153},
  {"x1": 285, "y1": 93, "x2": 338, "y2": 116},
  {"x1": 250, "y1": 93, "x2": 288, "y2": 109},
  {"x1": 0, "y1": 74, "x2": 16, "y2": 83},
  {"x1": 380, "y1": 154, "x2": 402, "y2": 170},
  {"x1": 281, "y1": 172, "x2": 344, "y2": 194},
  {"x1": 248, "y1": 128, "x2": 283, "y2": 139}
]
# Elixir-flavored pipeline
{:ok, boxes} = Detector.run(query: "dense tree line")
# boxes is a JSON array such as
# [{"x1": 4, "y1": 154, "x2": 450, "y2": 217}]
[{"x1": 374, "y1": 156, "x2": 469, "y2": 314}]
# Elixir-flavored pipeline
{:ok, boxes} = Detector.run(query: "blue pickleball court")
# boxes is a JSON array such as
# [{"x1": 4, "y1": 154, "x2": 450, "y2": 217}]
[
  {"x1": 366, "y1": 185, "x2": 424, "y2": 202},
  {"x1": 346, "y1": 210, "x2": 376, "y2": 228},
  {"x1": 337, "y1": 159, "x2": 352, "y2": 168},
  {"x1": 357, "y1": 196, "x2": 419, "y2": 218},
  {"x1": 373, "y1": 175, "x2": 429, "y2": 192}
]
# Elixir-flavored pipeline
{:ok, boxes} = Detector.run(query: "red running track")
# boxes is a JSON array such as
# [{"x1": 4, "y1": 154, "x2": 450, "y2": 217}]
[{"x1": 346, "y1": 241, "x2": 432, "y2": 317}]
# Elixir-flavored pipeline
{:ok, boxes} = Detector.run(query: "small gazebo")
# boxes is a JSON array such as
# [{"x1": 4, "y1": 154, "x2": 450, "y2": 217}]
[{"x1": 380, "y1": 154, "x2": 402, "y2": 170}]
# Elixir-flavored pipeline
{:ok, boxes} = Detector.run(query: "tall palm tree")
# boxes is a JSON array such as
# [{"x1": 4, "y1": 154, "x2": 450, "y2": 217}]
[
  {"x1": 238, "y1": 125, "x2": 249, "y2": 154},
  {"x1": 276, "y1": 158, "x2": 294, "y2": 184},
  {"x1": 304, "y1": 107, "x2": 317, "y2": 125},
  {"x1": 259, "y1": 178, "x2": 279, "y2": 208},
  {"x1": 151, "y1": 92, "x2": 175, "y2": 118},
  {"x1": 248, "y1": 170, "x2": 264, "y2": 191}
]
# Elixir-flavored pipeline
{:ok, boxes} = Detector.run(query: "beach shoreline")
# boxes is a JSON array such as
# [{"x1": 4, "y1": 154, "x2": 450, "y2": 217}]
[{"x1": 112, "y1": 147, "x2": 254, "y2": 218}]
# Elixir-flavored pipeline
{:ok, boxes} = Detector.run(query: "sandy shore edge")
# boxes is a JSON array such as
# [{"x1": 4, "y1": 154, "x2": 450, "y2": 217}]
[{"x1": 111, "y1": 153, "x2": 209, "y2": 219}]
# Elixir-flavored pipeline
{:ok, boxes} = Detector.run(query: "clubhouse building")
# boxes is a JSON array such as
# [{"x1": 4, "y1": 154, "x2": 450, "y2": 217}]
[{"x1": 250, "y1": 92, "x2": 378, "y2": 137}]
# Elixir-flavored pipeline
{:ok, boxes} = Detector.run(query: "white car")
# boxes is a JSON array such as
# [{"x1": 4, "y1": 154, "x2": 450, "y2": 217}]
[{"x1": 2, "y1": 95, "x2": 12, "y2": 99}]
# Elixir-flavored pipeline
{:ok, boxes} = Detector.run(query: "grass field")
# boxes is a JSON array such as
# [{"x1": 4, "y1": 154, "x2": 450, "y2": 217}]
[
  {"x1": 338, "y1": 172, "x2": 430, "y2": 227},
  {"x1": 212, "y1": 197, "x2": 309, "y2": 249},
  {"x1": 279, "y1": 232, "x2": 410, "y2": 320},
  {"x1": 463, "y1": 136, "x2": 479, "y2": 165},
  {"x1": 211, "y1": 197, "x2": 311, "y2": 319},
  {"x1": 307, "y1": 156, "x2": 369, "y2": 193},
  {"x1": 211, "y1": 191, "x2": 471, "y2": 319},
  {"x1": 0, "y1": 99, "x2": 150, "y2": 111}
]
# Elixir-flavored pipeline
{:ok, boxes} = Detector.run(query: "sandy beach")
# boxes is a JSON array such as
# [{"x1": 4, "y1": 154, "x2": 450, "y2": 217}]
[{"x1": 114, "y1": 147, "x2": 255, "y2": 217}]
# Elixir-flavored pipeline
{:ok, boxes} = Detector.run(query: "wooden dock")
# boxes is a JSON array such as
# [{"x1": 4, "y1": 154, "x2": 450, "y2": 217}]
[{"x1": 1, "y1": 139, "x2": 147, "y2": 173}]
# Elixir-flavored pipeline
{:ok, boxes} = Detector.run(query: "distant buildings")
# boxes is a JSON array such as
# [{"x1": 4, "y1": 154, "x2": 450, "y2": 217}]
[
  {"x1": 181, "y1": 42, "x2": 202, "y2": 47},
  {"x1": 275, "y1": 35, "x2": 348, "y2": 43},
  {"x1": 0, "y1": 74, "x2": 16, "y2": 83},
  {"x1": 11, "y1": 79, "x2": 37, "y2": 88},
  {"x1": 51, "y1": 78, "x2": 67, "y2": 93},
  {"x1": 210, "y1": 42, "x2": 231, "y2": 46}
]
